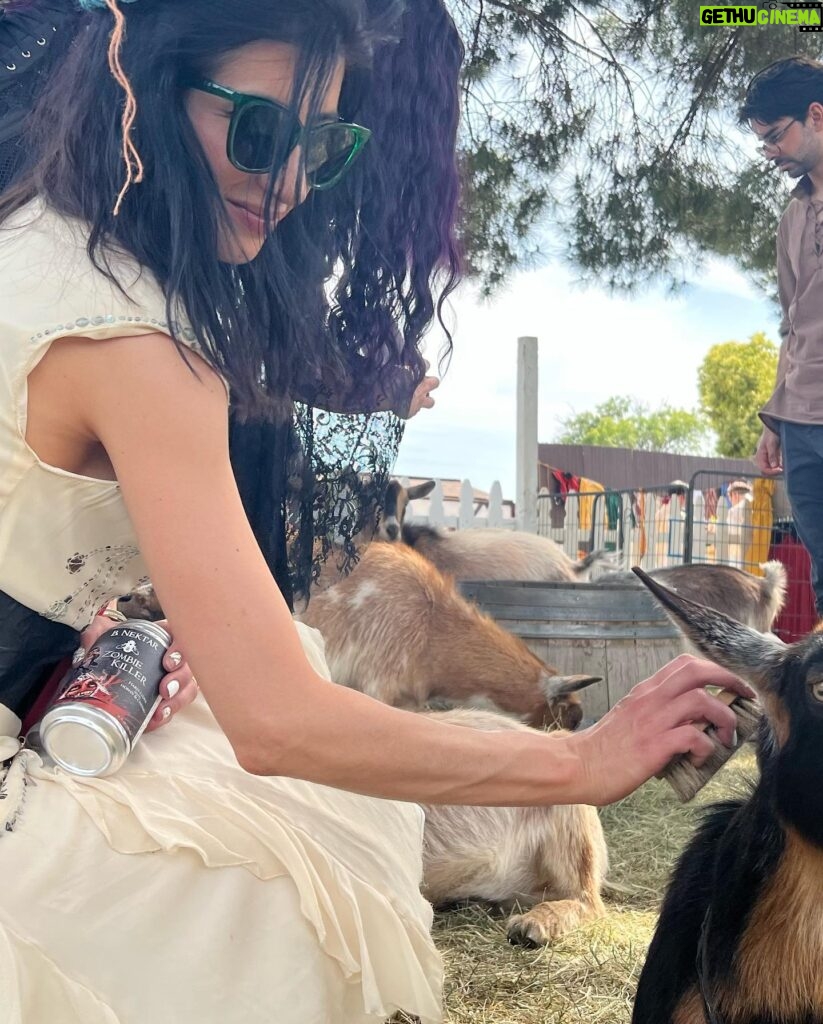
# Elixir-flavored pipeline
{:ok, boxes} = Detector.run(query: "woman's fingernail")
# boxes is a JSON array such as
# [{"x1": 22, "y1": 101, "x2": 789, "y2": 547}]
[
  {"x1": 166, "y1": 679, "x2": 180, "y2": 699},
  {"x1": 167, "y1": 651, "x2": 183, "y2": 669},
  {"x1": 161, "y1": 706, "x2": 172, "y2": 721}
]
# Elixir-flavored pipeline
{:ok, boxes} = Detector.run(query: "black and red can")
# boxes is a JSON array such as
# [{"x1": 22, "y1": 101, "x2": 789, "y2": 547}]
[{"x1": 35, "y1": 619, "x2": 171, "y2": 777}]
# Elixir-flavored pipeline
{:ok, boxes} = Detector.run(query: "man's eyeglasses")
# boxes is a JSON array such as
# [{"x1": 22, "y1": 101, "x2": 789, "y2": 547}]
[
  {"x1": 755, "y1": 118, "x2": 799, "y2": 155},
  {"x1": 187, "y1": 79, "x2": 371, "y2": 190}
]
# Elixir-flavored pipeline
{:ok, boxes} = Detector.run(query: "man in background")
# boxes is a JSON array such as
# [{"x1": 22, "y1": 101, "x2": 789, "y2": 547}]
[{"x1": 743, "y1": 57, "x2": 823, "y2": 611}]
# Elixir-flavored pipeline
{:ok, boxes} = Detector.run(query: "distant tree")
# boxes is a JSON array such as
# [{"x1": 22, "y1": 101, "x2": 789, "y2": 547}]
[
  {"x1": 557, "y1": 395, "x2": 712, "y2": 454},
  {"x1": 697, "y1": 332, "x2": 778, "y2": 458},
  {"x1": 449, "y1": 1, "x2": 819, "y2": 292}
]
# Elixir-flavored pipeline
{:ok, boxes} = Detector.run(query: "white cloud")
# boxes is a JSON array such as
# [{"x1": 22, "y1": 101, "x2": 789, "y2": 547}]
[{"x1": 396, "y1": 259, "x2": 780, "y2": 499}]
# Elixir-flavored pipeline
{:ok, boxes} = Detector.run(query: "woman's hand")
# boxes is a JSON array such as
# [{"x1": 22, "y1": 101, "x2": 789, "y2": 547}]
[
  {"x1": 566, "y1": 654, "x2": 757, "y2": 806},
  {"x1": 79, "y1": 613, "x2": 199, "y2": 732},
  {"x1": 406, "y1": 373, "x2": 440, "y2": 418}
]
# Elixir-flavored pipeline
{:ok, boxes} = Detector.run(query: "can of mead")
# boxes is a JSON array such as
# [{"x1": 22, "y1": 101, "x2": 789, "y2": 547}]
[{"x1": 38, "y1": 619, "x2": 171, "y2": 777}]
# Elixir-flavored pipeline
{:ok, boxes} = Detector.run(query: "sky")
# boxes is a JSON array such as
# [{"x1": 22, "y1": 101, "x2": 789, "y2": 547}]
[{"x1": 394, "y1": 256, "x2": 782, "y2": 499}]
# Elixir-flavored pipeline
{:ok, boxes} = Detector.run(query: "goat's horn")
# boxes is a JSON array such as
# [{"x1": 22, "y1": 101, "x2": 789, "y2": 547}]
[{"x1": 542, "y1": 674, "x2": 602, "y2": 698}]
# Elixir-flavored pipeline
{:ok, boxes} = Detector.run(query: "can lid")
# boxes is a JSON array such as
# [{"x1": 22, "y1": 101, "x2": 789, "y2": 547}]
[{"x1": 41, "y1": 713, "x2": 118, "y2": 776}]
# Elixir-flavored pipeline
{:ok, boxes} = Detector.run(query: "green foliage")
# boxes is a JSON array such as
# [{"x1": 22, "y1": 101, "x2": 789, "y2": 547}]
[
  {"x1": 450, "y1": 0, "x2": 820, "y2": 292},
  {"x1": 557, "y1": 395, "x2": 713, "y2": 454},
  {"x1": 697, "y1": 332, "x2": 779, "y2": 457}
]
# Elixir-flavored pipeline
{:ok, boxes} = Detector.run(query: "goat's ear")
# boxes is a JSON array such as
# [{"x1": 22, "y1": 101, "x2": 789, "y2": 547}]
[
  {"x1": 406, "y1": 480, "x2": 436, "y2": 500},
  {"x1": 541, "y1": 673, "x2": 603, "y2": 699},
  {"x1": 632, "y1": 567, "x2": 786, "y2": 691}
]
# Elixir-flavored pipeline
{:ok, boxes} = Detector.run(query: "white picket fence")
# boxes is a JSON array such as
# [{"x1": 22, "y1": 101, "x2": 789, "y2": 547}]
[
  {"x1": 401, "y1": 478, "x2": 517, "y2": 531},
  {"x1": 401, "y1": 478, "x2": 764, "y2": 574}
]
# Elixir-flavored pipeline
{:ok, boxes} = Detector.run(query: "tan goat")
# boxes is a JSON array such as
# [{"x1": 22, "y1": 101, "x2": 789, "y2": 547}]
[
  {"x1": 401, "y1": 523, "x2": 612, "y2": 582},
  {"x1": 298, "y1": 542, "x2": 601, "y2": 729},
  {"x1": 593, "y1": 560, "x2": 787, "y2": 633},
  {"x1": 420, "y1": 706, "x2": 608, "y2": 945}
]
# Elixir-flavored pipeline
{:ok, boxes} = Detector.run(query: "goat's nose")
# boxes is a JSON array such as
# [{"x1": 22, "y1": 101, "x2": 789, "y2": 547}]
[
  {"x1": 563, "y1": 704, "x2": 583, "y2": 732},
  {"x1": 385, "y1": 523, "x2": 399, "y2": 541}
]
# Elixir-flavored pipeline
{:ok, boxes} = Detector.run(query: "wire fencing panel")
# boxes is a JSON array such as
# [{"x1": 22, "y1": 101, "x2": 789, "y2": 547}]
[{"x1": 536, "y1": 473, "x2": 817, "y2": 643}]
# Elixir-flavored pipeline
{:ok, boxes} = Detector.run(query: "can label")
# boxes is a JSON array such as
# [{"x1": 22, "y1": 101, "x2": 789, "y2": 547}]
[{"x1": 52, "y1": 624, "x2": 168, "y2": 743}]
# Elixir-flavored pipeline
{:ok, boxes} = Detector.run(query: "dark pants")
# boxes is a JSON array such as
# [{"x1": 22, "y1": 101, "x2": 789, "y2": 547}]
[{"x1": 781, "y1": 421, "x2": 823, "y2": 612}]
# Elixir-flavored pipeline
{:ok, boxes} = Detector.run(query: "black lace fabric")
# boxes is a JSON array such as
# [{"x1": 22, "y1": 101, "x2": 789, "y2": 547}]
[
  {"x1": 297, "y1": 404, "x2": 404, "y2": 599},
  {"x1": 230, "y1": 404, "x2": 403, "y2": 612}
]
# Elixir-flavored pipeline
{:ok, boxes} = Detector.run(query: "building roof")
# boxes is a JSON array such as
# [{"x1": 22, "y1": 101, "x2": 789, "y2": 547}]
[
  {"x1": 401, "y1": 476, "x2": 515, "y2": 509},
  {"x1": 537, "y1": 444, "x2": 759, "y2": 492}
]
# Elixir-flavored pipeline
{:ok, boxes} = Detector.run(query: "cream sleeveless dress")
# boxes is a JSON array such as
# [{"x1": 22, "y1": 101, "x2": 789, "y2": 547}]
[{"x1": 0, "y1": 200, "x2": 442, "y2": 1024}]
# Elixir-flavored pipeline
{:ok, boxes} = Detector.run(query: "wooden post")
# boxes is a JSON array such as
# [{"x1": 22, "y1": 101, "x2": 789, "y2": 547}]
[{"x1": 517, "y1": 336, "x2": 539, "y2": 534}]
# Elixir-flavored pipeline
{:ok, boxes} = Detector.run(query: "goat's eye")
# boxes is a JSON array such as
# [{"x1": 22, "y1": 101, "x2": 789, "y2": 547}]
[{"x1": 812, "y1": 681, "x2": 823, "y2": 703}]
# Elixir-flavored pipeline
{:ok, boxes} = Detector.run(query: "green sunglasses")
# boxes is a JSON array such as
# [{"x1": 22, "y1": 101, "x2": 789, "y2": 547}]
[{"x1": 187, "y1": 78, "x2": 372, "y2": 190}]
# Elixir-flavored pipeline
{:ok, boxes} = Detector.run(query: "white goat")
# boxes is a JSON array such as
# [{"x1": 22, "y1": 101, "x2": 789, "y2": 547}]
[
  {"x1": 298, "y1": 541, "x2": 601, "y2": 729},
  {"x1": 401, "y1": 523, "x2": 613, "y2": 582},
  {"x1": 421, "y1": 706, "x2": 608, "y2": 945}
]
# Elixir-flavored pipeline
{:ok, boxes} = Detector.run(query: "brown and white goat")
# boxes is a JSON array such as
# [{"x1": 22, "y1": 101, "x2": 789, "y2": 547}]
[
  {"x1": 377, "y1": 479, "x2": 436, "y2": 542},
  {"x1": 420, "y1": 706, "x2": 608, "y2": 945},
  {"x1": 595, "y1": 560, "x2": 787, "y2": 633},
  {"x1": 632, "y1": 569, "x2": 823, "y2": 1024},
  {"x1": 298, "y1": 541, "x2": 601, "y2": 729},
  {"x1": 401, "y1": 522, "x2": 613, "y2": 582}
]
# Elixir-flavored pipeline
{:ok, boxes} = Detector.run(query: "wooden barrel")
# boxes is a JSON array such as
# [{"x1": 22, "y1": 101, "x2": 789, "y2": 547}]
[{"x1": 457, "y1": 580, "x2": 683, "y2": 720}]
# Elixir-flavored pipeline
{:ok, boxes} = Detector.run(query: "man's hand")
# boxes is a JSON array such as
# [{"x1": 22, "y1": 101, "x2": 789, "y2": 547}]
[{"x1": 754, "y1": 427, "x2": 783, "y2": 475}]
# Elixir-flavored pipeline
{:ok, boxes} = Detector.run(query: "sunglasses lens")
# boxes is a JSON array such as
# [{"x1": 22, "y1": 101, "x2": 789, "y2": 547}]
[
  {"x1": 306, "y1": 124, "x2": 361, "y2": 188},
  {"x1": 232, "y1": 102, "x2": 293, "y2": 173}
]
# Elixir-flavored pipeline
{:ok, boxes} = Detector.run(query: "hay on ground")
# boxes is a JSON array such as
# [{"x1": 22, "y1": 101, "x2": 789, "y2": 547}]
[{"x1": 423, "y1": 748, "x2": 757, "y2": 1024}]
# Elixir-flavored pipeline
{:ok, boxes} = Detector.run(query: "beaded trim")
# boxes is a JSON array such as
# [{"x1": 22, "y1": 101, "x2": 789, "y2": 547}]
[
  {"x1": 43, "y1": 543, "x2": 142, "y2": 624},
  {"x1": 30, "y1": 315, "x2": 197, "y2": 345}
]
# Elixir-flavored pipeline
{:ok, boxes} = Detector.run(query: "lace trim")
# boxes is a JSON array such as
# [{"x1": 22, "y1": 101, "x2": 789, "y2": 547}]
[{"x1": 0, "y1": 751, "x2": 35, "y2": 835}]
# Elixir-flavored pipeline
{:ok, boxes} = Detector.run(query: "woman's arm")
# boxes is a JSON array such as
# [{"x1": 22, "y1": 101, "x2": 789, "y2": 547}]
[{"x1": 65, "y1": 332, "x2": 751, "y2": 808}]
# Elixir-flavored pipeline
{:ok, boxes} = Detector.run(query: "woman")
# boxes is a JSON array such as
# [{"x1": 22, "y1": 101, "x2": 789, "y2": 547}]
[{"x1": 0, "y1": 1, "x2": 753, "y2": 1022}]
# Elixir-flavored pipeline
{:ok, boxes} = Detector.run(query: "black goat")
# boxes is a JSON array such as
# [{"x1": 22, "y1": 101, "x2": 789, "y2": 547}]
[{"x1": 632, "y1": 569, "x2": 823, "y2": 1024}]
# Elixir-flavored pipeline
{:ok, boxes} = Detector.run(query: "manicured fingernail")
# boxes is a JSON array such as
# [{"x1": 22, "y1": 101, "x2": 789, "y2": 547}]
[
  {"x1": 161, "y1": 706, "x2": 172, "y2": 721},
  {"x1": 166, "y1": 679, "x2": 180, "y2": 699},
  {"x1": 167, "y1": 651, "x2": 183, "y2": 669},
  {"x1": 731, "y1": 728, "x2": 739, "y2": 748}
]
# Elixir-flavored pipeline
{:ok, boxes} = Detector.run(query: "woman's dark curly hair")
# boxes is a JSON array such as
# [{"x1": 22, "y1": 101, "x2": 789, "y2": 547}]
[{"x1": 0, "y1": 0, "x2": 463, "y2": 420}]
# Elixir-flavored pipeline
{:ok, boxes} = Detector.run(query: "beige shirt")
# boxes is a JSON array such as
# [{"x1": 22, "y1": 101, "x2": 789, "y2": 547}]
[{"x1": 760, "y1": 176, "x2": 823, "y2": 432}]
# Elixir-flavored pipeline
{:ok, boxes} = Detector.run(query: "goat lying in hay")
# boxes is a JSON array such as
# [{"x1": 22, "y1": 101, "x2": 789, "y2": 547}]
[
  {"x1": 594, "y1": 561, "x2": 787, "y2": 634},
  {"x1": 401, "y1": 522, "x2": 613, "y2": 582},
  {"x1": 632, "y1": 571, "x2": 823, "y2": 1024},
  {"x1": 298, "y1": 541, "x2": 601, "y2": 729},
  {"x1": 420, "y1": 706, "x2": 608, "y2": 946}
]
